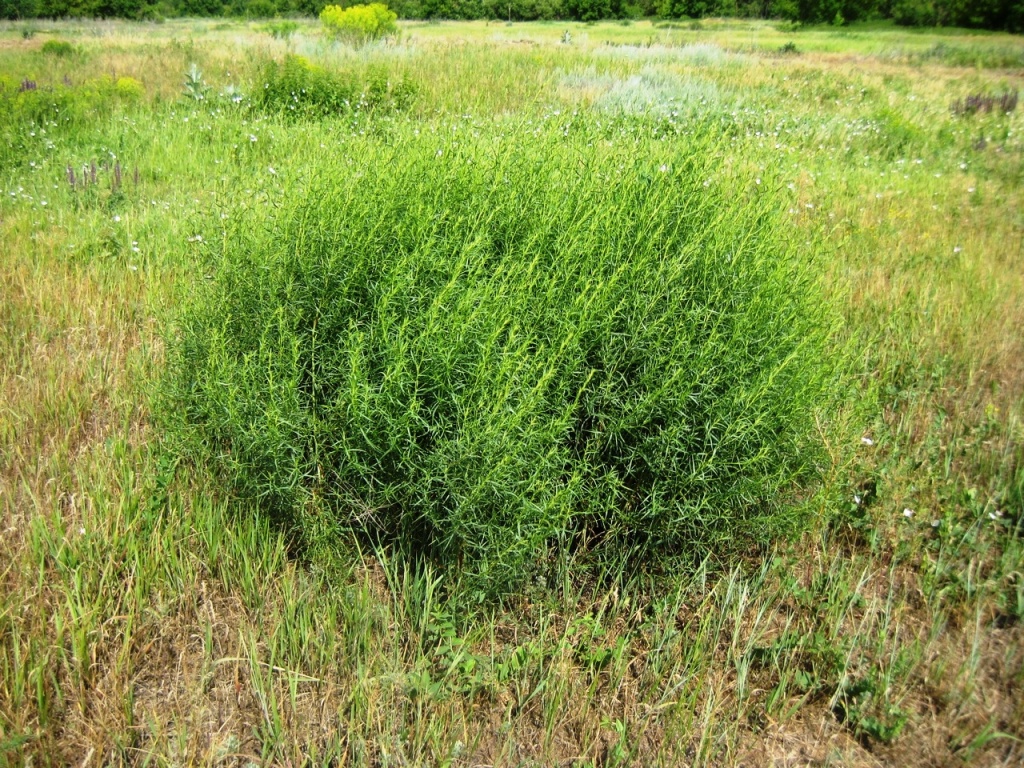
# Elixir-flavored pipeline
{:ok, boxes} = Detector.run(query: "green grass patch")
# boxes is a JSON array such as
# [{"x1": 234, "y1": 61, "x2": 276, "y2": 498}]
[
  {"x1": 252, "y1": 54, "x2": 417, "y2": 119},
  {"x1": 0, "y1": 75, "x2": 144, "y2": 169}
]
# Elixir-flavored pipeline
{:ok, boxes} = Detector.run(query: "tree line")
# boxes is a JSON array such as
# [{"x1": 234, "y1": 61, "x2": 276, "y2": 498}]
[{"x1": 2, "y1": 0, "x2": 1020, "y2": 37}]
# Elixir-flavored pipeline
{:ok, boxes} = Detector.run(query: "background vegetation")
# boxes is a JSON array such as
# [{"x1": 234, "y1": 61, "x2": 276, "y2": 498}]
[
  {"x1": 2, "y1": 0, "x2": 1023, "y2": 33},
  {"x1": 0, "y1": 16, "x2": 1022, "y2": 767}
]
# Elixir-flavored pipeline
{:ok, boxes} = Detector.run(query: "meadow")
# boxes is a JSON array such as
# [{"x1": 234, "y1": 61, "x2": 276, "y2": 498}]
[{"x1": 1, "y1": 16, "x2": 1023, "y2": 766}]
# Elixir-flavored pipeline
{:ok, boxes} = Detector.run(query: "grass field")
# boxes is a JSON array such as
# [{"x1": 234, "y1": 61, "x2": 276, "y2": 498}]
[{"x1": 1, "y1": 16, "x2": 1023, "y2": 767}]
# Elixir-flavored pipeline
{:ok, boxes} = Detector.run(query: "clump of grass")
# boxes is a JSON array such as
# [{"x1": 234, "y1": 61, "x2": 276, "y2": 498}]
[
  {"x1": 251, "y1": 54, "x2": 416, "y2": 118},
  {"x1": 40, "y1": 40, "x2": 76, "y2": 57},
  {"x1": 162, "y1": 121, "x2": 836, "y2": 599}
]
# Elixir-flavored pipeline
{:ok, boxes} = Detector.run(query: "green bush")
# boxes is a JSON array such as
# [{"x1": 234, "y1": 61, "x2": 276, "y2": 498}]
[
  {"x1": 565, "y1": 0, "x2": 611, "y2": 21},
  {"x1": 245, "y1": 0, "x2": 276, "y2": 15},
  {"x1": 252, "y1": 55, "x2": 416, "y2": 118},
  {"x1": 320, "y1": 3, "x2": 398, "y2": 44},
  {"x1": 162, "y1": 121, "x2": 834, "y2": 598},
  {"x1": 40, "y1": 39, "x2": 75, "y2": 57},
  {"x1": 115, "y1": 76, "x2": 144, "y2": 99},
  {"x1": 891, "y1": 0, "x2": 935, "y2": 26}
]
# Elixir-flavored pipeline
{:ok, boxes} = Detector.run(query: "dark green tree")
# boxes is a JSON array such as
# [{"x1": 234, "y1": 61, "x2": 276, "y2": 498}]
[{"x1": 1, "y1": 0, "x2": 39, "y2": 18}]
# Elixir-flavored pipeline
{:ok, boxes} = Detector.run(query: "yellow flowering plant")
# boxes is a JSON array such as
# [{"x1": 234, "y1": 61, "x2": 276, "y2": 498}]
[{"x1": 320, "y1": 3, "x2": 398, "y2": 45}]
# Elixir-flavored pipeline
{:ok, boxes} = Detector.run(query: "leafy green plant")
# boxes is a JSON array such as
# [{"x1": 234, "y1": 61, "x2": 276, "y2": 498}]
[
  {"x1": 162, "y1": 120, "x2": 835, "y2": 599},
  {"x1": 182, "y1": 63, "x2": 210, "y2": 101},
  {"x1": 320, "y1": 3, "x2": 398, "y2": 45},
  {"x1": 832, "y1": 675, "x2": 909, "y2": 745}
]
